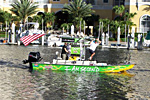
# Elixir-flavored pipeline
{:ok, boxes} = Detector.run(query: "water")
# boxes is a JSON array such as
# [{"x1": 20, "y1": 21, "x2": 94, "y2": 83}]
[{"x1": 0, "y1": 45, "x2": 150, "y2": 100}]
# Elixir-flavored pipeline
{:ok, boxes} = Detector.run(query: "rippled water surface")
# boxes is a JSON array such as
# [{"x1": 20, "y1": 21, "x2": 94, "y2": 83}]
[{"x1": 0, "y1": 45, "x2": 150, "y2": 100}]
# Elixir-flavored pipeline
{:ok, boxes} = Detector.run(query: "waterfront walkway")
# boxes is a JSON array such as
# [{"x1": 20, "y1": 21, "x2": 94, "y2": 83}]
[{"x1": 101, "y1": 41, "x2": 128, "y2": 49}]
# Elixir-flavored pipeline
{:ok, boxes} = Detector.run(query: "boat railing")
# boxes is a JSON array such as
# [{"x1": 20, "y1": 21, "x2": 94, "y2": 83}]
[{"x1": 53, "y1": 59, "x2": 97, "y2": 65}]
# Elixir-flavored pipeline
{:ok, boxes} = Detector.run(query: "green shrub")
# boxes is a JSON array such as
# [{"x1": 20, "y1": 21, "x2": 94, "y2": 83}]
[
  {"x1": 0, "y1": 34, "x2": 5, "y2": 38},
  {"x1": 134, "y1": 37, "x2": 138, "y2": 42},
  {"x1": 0, "y1": 31, "x2": 5, "y2": 34},
  {"x1": 121, "y1": 38, "x2": 127, "y2": 42},
  {"x1": 0, "y1": 31, "x2": 7, "y2": 38},
  {"x1": 109, "y1": 38, "x2": 115, "y2": 41}
]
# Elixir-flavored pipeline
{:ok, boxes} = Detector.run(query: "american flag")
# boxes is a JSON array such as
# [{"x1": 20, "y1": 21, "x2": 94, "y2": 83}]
[{"x1": 20, "y1": 34, "x2": 45, "y2": 46}]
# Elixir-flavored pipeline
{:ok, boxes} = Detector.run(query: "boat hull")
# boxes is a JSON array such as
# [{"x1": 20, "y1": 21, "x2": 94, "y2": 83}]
[{"x1": 32, "y1": 62, "x2": 134, "y2": 73}]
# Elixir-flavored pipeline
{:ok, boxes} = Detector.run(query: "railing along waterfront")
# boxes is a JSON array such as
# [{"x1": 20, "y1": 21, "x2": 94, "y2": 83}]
[
  {"x1": 143, "y1": 0, "x2": 150, "y2": 2},
  {"x1": 4, "y1": 0, "x2": 16, "y2": 3},
  {"x1": 34, "y1": 0, "x2": 49, "y2": 3}
]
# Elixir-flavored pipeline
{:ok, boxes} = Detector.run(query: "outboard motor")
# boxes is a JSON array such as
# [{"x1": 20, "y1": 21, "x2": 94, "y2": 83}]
[
  {"x1": 28, "y1": 52, "x2": 42, "y2": 62},
  {"x1": 23, "y1": 52, "x2": 42, "y2": 71}
]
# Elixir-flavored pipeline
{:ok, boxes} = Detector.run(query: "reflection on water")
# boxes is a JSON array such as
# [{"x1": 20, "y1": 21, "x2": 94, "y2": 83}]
[
  {"x1": 0, "y1": 45, "x2": 148, "y2": 99},
  {"x1": 32, "y1": 71, "x2": 133, "y2": 100},
  {"x1": 92, "y1": 48, "x2": 131, "y2": 64}
]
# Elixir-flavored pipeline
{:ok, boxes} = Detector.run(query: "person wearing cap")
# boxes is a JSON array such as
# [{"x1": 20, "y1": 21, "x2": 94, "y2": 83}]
[{"x1": 88, "y1": 39, "x2": 101, "y2": 60}]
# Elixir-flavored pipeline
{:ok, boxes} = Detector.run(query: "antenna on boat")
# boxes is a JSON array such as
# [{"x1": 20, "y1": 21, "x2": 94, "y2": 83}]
[{"x1": 79, "y1": 38, "x2": 86, "y2": 61}]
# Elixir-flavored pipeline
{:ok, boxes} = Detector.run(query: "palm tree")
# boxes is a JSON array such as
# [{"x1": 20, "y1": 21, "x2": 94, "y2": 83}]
[
  {"x1": 61, "y1": 23, "x2": 72, "y2": 31},
  {"x1": 32, "y1": 15, "x2": 43, "y2": 29},
  {"x1": 63, "y1": 0, "x2": 94, "y2": 30},
  {"x1": 113, "y1": 5, "x2": 125, "y2": 16},
  {"x1": 0, "y1": 10, "x2": 13, "y2": 24},
  {"x1": 84, "y1": 14, "x2": 99, "y2": 26},
  {"x1": 44, "y1": 12, "x2": 56, "y2": 29},
  {"x1": 0, "y1": 10, "x2": 5, "y2": 23},
  {"x1": 10, "y1": 0, "x2": 39, "y2": 24},
  {"x1": 123, "y1": 12, "x2": 137, "y2": 33},
  {"x1": 99, "y1": 18, "x2": 110, "y2": 33},
  {"x1": 124, "y1": 12, "x2": 137, "y2": 21},
  {"x1": 109, "y1": 20, "x2": 120, "y2": 39}
]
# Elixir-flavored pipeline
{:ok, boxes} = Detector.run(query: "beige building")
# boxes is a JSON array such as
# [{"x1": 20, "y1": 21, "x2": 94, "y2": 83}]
[
  {"x1": 0, "y1": 0, "x2": 150, "y2": 33},
  {"x1": 127, "y1": 0, "x2": 150, "y2": 33}
]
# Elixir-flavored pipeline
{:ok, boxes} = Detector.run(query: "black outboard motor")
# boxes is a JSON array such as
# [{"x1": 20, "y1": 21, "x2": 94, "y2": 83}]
[
  {"x1": 28, "y1": 52, "x2": 41, "y2": 62},
  {"x1": 23, "y1": 52, "x2": 42, "y2": 71}
]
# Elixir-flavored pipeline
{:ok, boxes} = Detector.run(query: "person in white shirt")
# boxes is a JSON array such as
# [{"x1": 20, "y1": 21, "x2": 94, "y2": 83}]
[{"x1": 89, "y1": 39, "x2": 101, "y2": 60}]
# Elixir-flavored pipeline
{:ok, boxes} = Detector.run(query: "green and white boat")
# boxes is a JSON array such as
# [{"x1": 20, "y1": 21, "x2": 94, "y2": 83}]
[
  {"x1": 24, "y1": 37, "x2": 135, "y2": 73},
  {"x1": 32, "y1": 60, "x2": 135, "y2": 73}
]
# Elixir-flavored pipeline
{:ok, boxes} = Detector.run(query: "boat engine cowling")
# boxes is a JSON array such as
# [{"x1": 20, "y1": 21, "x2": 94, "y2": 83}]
[
  {"x1": 23, "y1": 52, "x2": 42, "y2": 64},
  {"x1": 28, "y1": 52, "x2": 41, "y2": 62}
]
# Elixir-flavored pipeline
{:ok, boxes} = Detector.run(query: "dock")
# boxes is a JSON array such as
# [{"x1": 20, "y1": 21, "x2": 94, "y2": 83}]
[{"x1": 100, "y1": 41, "x2": 138, "y2": 50}]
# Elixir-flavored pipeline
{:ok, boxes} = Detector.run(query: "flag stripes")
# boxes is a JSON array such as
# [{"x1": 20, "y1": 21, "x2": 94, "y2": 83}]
[{"x1": 20, "y1": 34, "x2": 45, "y2": 46}]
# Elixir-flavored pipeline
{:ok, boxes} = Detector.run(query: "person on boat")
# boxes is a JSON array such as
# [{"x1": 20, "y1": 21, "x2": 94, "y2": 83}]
[
  {"x1": 61, "y1": 42, "x2": 69, "y2": 60},
  {"x1": 89, "y1": 39, "x2": 101, "y2": 60}
]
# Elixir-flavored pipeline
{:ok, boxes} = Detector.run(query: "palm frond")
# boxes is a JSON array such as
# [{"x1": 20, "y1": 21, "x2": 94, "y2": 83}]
[{"x1": 10, "y1": 0, "x2": 38, "y2": 23}]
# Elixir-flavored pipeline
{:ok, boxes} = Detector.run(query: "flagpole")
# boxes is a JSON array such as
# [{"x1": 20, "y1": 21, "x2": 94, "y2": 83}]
[
  {"x1": 84, "y1": 21, "x2": 85, "y2": 35},
  {"x1": 67, "y1": 25, "x2": 69, "y2": 34},
  {"x1": 1, "y1": 24, "x2": 2, "y2": 31},
  {"x1": 125, "y1": 24, "x2": 126, "y2": 45},
  {"x1": 21, "y1": 20, "x2": 22, "y2": 33},
  {"x1": 80, "y1": 20, "x2": 81, "y2": 34},
  {"x1": 42, "y1": 18, "x2": 44, "y2": 46},
  {"x1": 5, "y1": 21, "x2": 7, "y2": 40},
  {"x1": 27, "y1": 17, "x2": 28, "y2": 30},
  {"x1": 108, "y1": 24, "x2": 109, "y2": 45},
  {"x1": 98, "y1": 22, "x2": 101, "y2": 40},
  {"x1": 102, "y1": 22, "x2": 103, "y2": 34},
  {"x1": 42, "y1": 19, "x2": 43, "y2": 31}
]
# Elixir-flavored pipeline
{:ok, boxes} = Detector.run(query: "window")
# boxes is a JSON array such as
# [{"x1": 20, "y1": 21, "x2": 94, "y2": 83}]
[
  {"x1": 83, "y1": 0, "x2": 95, "y2": 5},
  {"x1": 114, "y1": 0, "x2": 125, "y2": 6},
  {"x1": 69, "y1": 0, "x2": 95, "y2": 4},
  {"x1": 53, "y1": 0, "x2": 60, "y2": 1},
  {"x1": 6, "y1": 0, "x2": 16, "y2": 3},
  {"x1": 103, "y1": 0, "x2": 108, "y2": 3},
  {"x1": 35, "y1": 0, "x2": 49, "y2": 3},
  {"x1": 69, "y1": 0, "x2": 74, "y2": 1},
  {"x1": 143, "y1": 0, "x2": 150, "y2": 2},
  {"x1": 140, "y1": 15, "x2": 150, "y2": 33}
]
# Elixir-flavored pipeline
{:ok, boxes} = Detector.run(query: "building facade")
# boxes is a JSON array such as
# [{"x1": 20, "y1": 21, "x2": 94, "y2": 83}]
[
  {"x1": 0, "y1": 0, "x2": 150, "y2": 33},
  {"x1": 128, "y1": 0, "x2": 150, "y2": 33}
]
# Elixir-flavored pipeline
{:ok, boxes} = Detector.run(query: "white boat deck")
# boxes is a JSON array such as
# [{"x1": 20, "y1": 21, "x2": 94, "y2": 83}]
[{"x1": 52, "y1": 59, "x2": 107, "y2": 66}]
